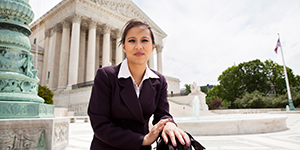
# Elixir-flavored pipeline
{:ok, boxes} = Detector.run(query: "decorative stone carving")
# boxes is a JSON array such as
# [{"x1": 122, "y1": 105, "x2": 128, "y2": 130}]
[
  {"x1": 102, "y1": 24, "x2": 111, "y2": 34},
  {"x1": 62, "y1": 20, "x2": 71, "y2": 29},
  {"x1": 0, "y1": 127, "x2": 46, "y2": 149},
  {"x1": 190, "y1": 82, "x2": 202, "y2": 94},
  {"x1": 94, "y1": 0, "x2": 143, "y2": 19},
  {"x1": 54, "y1": 123, "x2": 69, "y2": 145},
  {"x1": 88, "y1": 19, "x2": 97, "y2": 29},
  {"x1": 0, "y1": 118, "x2": 70, "y2": 150},
  {"x1": 71, "y1": 14, "x2": 82, "y2": 24},
  {"x1": 112, "y1": 29, "x2": 121, "y2": 38},
  {"x1": 155, "y1": 45, "x2": 163, "y2": 53},
  {"x1": 188, "y1": 82, "x2": 208, "y2": 111},
  {"x1": 45, "y1": 29, "x2": 51, "y2": 38}
]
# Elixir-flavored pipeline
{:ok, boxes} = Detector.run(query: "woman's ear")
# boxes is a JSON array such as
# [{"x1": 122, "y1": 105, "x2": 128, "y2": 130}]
[
  {"x1": 152, "y1": 44, "x2": 155, "y2": 52},
  {"x1": 122, "y1": 44, "x2": 126, "y2": 53}
]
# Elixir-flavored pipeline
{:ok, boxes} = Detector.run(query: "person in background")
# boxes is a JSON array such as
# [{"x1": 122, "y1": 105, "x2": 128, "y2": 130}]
[{"x1": 88, "y1": 19, "x2": 190, "y2": 150}]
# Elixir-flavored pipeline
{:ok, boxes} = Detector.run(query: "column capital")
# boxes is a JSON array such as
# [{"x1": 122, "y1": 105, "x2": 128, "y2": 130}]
[
  {"x1": 45, "y1": 29, "x2": 51, "y2": 38},
  {"x1": 71, "y1": 14, "x2": 82, "y2": 23},
  {"x1": 88, "y1": 19, "x2": 97, "y2": 29},
  {"x1": 52, "y1": 24, "x2": 62, "y2": 33},
  {"x1": 155, "y1": 45, "x2": 163, "y2": 53},
  {"x1": 62, "y1": 20, "x2": 71, "y2": 28},
  {"x1": 112, "y1": 29, "x2": 121, "y2": 38},
  {"x1": 49, "y1": 28, "x2": 55, "y2": 36},
  {"x1": 81, "y1": 21, "x2": 89, "y2": 32},
  {"x1": 102, "y1": 24, "x2": 111, "y2": 34}
]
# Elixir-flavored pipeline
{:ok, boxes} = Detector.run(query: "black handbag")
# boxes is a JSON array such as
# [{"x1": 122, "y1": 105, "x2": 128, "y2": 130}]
[{"x1": 156, "y1": 132, "x2": 205, "y2": 150}]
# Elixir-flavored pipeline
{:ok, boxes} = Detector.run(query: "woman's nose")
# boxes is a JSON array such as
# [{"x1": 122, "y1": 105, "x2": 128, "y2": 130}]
[{"x1": 135, "y1": 42, "x2": 142, "y2": 49}]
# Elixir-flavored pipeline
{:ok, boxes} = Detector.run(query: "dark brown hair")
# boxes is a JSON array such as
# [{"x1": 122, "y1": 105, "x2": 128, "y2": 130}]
[{"x1": 119, "y1": 19, "x2": 155, "y2": 46}]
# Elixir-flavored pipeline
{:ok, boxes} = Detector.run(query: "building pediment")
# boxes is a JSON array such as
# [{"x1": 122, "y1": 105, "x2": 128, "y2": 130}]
[
  {"x1": 93, "y1": 0, "x2": 142, "y2": 19},
  {"x1": 90, "y1": 0, "x2": 167, "y2": 38}
]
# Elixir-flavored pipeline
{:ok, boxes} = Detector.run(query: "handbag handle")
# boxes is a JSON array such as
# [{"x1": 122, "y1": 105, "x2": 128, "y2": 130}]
[
  {"x1": 156, "y1": 131, "x2": 205, "y2": 150},
  {"x1": 185, "y1": 132, "x2": 206, "y2": 150}
]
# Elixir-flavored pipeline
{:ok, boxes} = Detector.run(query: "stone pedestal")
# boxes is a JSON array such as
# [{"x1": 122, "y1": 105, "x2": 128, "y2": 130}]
[{"x1": 0, "y1": 118, "x2": 69, "y2": 150}]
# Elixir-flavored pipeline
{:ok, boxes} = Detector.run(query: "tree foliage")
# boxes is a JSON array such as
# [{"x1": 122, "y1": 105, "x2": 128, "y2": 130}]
[
  {"x1": 38, "y1": 85, "x2": 54, "y2": 104},
  {"x1": 214, "y1": 59, "x2": 299, "y2": 108},
  {"x1": 184, "y1": 84, "x2": 191, "y2": 95}
]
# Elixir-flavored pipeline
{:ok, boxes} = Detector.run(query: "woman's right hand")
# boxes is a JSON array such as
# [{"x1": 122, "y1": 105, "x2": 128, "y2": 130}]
[{"x1": 142, "y1": 118, "x2": 172, "y2": 146}]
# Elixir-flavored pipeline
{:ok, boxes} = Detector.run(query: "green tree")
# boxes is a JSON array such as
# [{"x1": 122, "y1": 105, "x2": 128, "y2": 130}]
[
  {"x1": 200, "y1": 86, "x2": 209, "y2": 94},
  {"x1": 264, "y1": 59, "x2": 297, "y2": 96},
  {"x1": 239, "y1": 59, "x2": 269, "y2": 94},
  {"x1": 38, "y1": 85, "x2": 54, "y2": 104},
  {"x1": 214, "y1": 59, "x2": 299, "y2": 108},
  {"x1": 206, "y1": 85, "x2": 222, "y2": 104},
  {"x1": 234, "y1": 90, "x2": 270, "y2": 108},
  {"x1": 184, "y1": 84, "x2": 191, "y2": 95},
  {"x1": 295, "y1": 75, "x2": 300, "y2": 86},
  {"x1": 217, "y1": 65, "x2": 244, "y2": 108}
]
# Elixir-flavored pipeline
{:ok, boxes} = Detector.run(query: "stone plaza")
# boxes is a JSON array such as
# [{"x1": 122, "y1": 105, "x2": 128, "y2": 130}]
[{"x1": 66, "y1": 100, "x2": 300, "y2": 150}]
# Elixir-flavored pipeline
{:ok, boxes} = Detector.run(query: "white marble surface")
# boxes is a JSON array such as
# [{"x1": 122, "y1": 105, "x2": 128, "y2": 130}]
[
  {"x1": 175, "y1": 114, "x2": 287, "y2": 135},
  {"x1": 67, "y1": 113, "x2": 300, "y2": 150}
]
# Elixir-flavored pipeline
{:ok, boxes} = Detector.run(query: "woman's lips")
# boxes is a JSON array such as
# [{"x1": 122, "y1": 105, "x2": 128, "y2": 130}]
[{"x1": 135, "y1": 52, "x2": 144, "y2": 57}]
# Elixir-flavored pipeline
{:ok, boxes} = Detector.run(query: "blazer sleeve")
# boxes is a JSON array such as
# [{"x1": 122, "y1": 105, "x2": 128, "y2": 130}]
[
  {"x1": 152, "y1": 75, "x2": 174, "y2": 125},
  {"x1": 88, "y1": 68, "x2": 144, "y2": 150}
]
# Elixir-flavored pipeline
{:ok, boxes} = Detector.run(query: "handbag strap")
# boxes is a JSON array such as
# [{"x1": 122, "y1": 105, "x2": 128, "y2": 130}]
[{"x1": 185, "y1": 132, "x2": 206, "y2": 150}]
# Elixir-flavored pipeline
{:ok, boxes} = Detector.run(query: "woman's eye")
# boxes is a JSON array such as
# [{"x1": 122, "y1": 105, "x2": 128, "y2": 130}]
[
  {"x1": 142, "y1": 39, "x2": 149, "y2": 42},
  {"x1": 128, "y1": 39, "x2": 135, "y2": 43}
]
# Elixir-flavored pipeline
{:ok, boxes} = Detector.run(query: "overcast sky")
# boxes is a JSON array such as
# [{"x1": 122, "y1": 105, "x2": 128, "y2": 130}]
[{"x1": 29, "y1": 0, "x2": 300, "y2": 88}]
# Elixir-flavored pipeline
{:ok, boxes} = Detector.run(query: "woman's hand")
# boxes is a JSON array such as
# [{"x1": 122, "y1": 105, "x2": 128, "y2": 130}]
[
  {"x1": 161, "y1": 122, "x2": 191, "y2": 147},
  {"x1": 142, "y1": 119, "x2": 172, "y2": 146}
]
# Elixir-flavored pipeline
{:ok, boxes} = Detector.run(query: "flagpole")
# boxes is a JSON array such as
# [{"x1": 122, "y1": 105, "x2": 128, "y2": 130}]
[{"x1": 277, "y1": 33, "x2": 295, "y2": 110}]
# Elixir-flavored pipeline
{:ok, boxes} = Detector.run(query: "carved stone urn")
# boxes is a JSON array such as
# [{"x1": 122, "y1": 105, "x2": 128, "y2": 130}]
[{"x1": 0, "y1": 0, "x2": 54, "y2": 118}]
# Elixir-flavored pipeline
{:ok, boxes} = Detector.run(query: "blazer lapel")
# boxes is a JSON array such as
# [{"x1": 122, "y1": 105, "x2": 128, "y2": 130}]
[
  {"x1": 139, "y1": 78, "x2": 160, "y2": 110},
  {"x1": 118, "y1": 78, "x2": 145, "y2": 123}
]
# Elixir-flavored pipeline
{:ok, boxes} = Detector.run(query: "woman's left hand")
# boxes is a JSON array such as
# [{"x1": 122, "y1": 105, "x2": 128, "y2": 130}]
[{"x1": 161, "y1": 122, "x2": 191, "y2": 147}]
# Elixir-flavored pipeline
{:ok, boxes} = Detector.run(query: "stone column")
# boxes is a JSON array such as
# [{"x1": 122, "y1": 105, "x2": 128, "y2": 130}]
[
  {"x1": 102, "y1": 24, "x2": 111, "y2": 67},
  {"x1": 86, "y1": 20, "x2": 97, "y2": 82},
  {"x1": 48, "y1": 26, "x2": 62, "y2": 91},
  {"x1": 78, "y1": 27, "x2": 87, "y2": 83},
  {"x1": 53, "y1": 26, "x2": 62, "y2": 90},
  {"x1": 41, "y1": 30, "x2": 50, "y2": 85},
  {"x1": 67, "y1": 14, "x2": 81, "y2": 90},
  {"x1": 95, "y1": 32, "x2": 101, "y2": 71},
  {"x1": 156, "y1": 45, "x2": 163, "y2": 73},
  {"x1": 148, "y1": 53, "x2": 155, "y2": 69},
  {"x1": 115, "y1": 29, "x2": 123, "y2": 64},
  {"x1": 48, "y1": 28, "x2": 57, "y2": 90},
  {"x1": 57, "y1": 21, "x2": 71, "y2": 90}
]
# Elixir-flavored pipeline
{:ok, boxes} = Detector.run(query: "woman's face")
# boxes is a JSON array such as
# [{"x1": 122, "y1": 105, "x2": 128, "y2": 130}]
[{"x1": 123, "y1": 25, "x2": 155, "y2": 67}]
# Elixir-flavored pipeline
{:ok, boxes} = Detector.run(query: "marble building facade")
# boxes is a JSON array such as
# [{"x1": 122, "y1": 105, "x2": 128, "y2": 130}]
[{"x1": 29, "y1": 0, "x2": 180, "y2": 115}]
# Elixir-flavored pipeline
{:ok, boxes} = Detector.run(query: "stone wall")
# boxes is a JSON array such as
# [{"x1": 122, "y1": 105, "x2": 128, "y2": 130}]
[
  {"x1": 0, "y1": 118, "x2": 69, "y2": 150},
  {"x1": 165, "y1": 75, "x2": 180, "y2": 95},
  {"x1": 54, "y1": 87, "x2": 92, "y2": 116}
]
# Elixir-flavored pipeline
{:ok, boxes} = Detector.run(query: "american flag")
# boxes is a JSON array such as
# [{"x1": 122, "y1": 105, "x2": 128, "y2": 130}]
[{"x1": 274, "y1": 39, "x2": 281, "y2": 53}]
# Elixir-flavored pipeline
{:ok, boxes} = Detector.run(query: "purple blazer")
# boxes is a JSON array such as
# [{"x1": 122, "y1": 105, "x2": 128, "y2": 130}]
[{"x1": 88, "y1": 64, "x2": 173, "y2": 150}]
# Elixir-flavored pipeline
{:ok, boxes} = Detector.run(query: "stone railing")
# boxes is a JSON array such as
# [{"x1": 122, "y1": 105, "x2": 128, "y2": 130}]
[
  {"x1": 211, "y1": 108, "x2": 283, "y2": 114},
  {"x1": 72, "y1": 80, "x2": 94, "y2": 89}
]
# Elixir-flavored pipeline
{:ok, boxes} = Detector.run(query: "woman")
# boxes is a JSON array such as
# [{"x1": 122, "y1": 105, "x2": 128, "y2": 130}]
[{"x1": 88, "y1": 19, "x2": 190, "y2": 150}]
